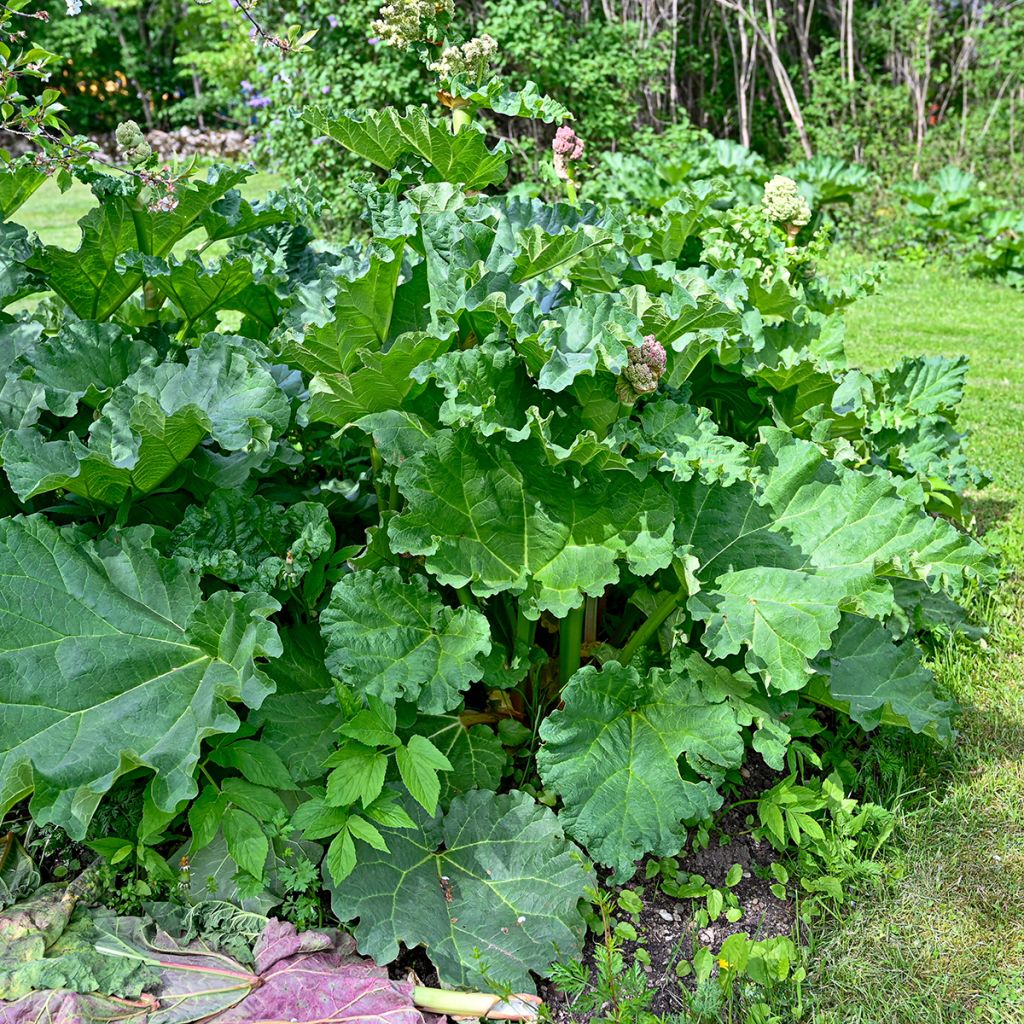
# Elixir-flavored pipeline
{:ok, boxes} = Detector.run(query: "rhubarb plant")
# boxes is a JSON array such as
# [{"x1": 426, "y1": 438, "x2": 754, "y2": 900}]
[{"x1": 0, "y1": 2, "x2": 996, "y2": 996}]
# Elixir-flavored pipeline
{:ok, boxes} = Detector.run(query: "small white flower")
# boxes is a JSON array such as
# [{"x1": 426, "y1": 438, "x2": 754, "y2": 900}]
[{"x1": 66, "y1": 0, "x2": 83, "y2": 14}]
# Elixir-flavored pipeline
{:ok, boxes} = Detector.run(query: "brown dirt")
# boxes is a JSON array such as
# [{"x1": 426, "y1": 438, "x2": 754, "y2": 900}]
[{"x1": 542, "y1": 762, "x2": 797, "y2": 1020}]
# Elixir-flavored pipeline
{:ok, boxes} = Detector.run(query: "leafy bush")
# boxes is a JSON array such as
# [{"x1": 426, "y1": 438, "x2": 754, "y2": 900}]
[{"x1": 0, "y1": 11, "x2": 995, "y2": 993}]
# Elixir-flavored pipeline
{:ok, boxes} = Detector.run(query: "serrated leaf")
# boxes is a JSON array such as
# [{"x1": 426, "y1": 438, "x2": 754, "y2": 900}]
[
  {"x1": 326, "y1": 829, "x2": 357, "y2": 885},
  {"x1": 325, "y1": 745, "x2": 388, "y2": 809},
  {"x1": 538, "y1": 661, "x2": 742, "y2": 880},
  {"x1": 222, "y1": 809, "x2": 268, "y2": 879},
  {"x1": 321, "y1": 567, "x2": 491, "y2": 714},
  {"x1": 0, "y1": 517, "x2": 280, "y2": 838},
  {"x1": 188, "y1": 786, "x2": 227, "y2": 855},
  {"x1": 346, "y1": 816, "x2": 389, "y2": 853},
  {"x1": 327, "y1": 789, "x2": 593, "y2": 990},
  {"x1": 394, "y1": 735, "x2": 452, "y2": 814}
]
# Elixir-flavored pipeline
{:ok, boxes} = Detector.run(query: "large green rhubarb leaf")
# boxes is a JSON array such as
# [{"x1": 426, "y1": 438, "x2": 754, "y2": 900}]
[
  {"x1": 381, "y1": 430, "x2": 676, "y2": 617},
  {"x1": 810, "y1": 614, "x2": 956, "y2": 740},
  {"x1": 320, "y1": 567, "x2": 491, "y2": 714},
  {"x1": 326, "y1": 789, "x2": 593, "y2": 990},
  {"x1": 537, "y1": 661, "x2": 743, "y2": 880},
  {"x1": 1, "y1": 336, "x2": 291, "y2": 505},
  {"x1": 304, "y1": 106, "x2": 508, "y2": 190},
  {"x1": 306, "y1": 330, "x2": 453, "y2": 426},
  {"x1": 676, "y1": 433, "x2": 995, "y2": 692},
  {"x1": 0, "y1": 517, "x2": 281, "y2": 838}
]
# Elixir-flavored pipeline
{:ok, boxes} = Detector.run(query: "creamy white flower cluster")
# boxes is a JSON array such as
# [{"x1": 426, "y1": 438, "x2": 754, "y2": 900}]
[
  {"x1": 762, "y1": 174, "x2": 811, "y2": 228},
  {"x1": 428, "y1": 34, "x2": 498, "y2": 80},
  {"x1": 115, "y1": 120, "x2": 151, "y2": 165},
  {"x1": 372, "y1": 0, "x2": 454, "y2": 49}
]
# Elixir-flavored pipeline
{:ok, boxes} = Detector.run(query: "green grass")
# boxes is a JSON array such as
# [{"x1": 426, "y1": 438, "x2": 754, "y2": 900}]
[
  {"x1": 17, "y1": 168, "x2": 285, "y2": 251},
  {"x1": 808, "y1": 266, "x2": 1024, "y2": 1024}
]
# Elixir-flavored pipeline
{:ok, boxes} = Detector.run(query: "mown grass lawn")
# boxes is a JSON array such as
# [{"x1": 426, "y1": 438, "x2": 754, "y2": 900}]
[{"x1": 810, "y1": 266, "x2": 1024, "y2": 1024}]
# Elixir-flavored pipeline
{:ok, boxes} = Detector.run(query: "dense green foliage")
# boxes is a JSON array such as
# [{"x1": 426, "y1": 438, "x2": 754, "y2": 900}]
[{"x1": 0, "y1": 6, "x2": 999, "y2": 999}]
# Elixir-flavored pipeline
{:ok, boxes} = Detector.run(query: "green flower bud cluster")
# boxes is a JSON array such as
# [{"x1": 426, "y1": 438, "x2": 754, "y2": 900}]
[
  {"x1": 115, "y1": 120, "x2": 152, "y2": 165},
  {"x1": 616, "y1": 336, "x2": 667, "y2": 404},
  {"x1": 372, "y1": 0, "x2": 454, "y2": 49},
  {"x1": 762, "y1": 174, "x2": 811, "y2": 228},
  {"x1": 429, "y1": 34, "x2": 499, "y2": 80}
]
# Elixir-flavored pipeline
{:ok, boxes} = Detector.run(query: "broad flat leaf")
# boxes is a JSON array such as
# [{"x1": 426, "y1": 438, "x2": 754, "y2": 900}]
[
  {"x1": 305, "y1": 106, "x2": 508, "y2": 190},
  {"x1": 307, "y1": 331, "x2": 453, "y2": 427},
  {"x1": 327, "y1": 789, "x2": 593, "y2": 990},
  {"x1": 537, "y1": 661, "x2": 742, "y2": 880},
  {"x1": 873, "y1": 356, "x2": 968, "y2": 422},
  {"x1": 321, "y1": 567, "x2": 491, "y2": 714},
  {"x1": 403, "y1": 714, "x2": 506, "y2": 806},
  {"x1": 198, "y1": 185, "x2": 311, "y2": 242},
  {"x1": 411, "y1": 344, "x2": 538, "y2": 441},
  {"x1": 127, "y1": 254, "x2": 255, "y2": 328},
  {"x1": 618, "y1": 395, "x2": 751, "y2": 486},
  {"x1": 2, "y1": 336, "x2": 291, "y2": 505},
  {"x1": 676, "y1": 433, "x2": 995, "y2": 693},
  {"x1": 754, "y1": 430, "x2": 995, "y2": 596},
  {"x1": 249, "y1": 626, "x2": 341, "y2": 785},
  {"x1": 644, "y1": 182, "x2": 730, "y2": 262},
  {"x1": 810, "y1": 614, "x2": 956, "y2": 740},
  {"x1": 170, "y1": 490, "x2": 332, "y2": 591},
  {"x1": 0, "y1": 222, "x2": 42, "y2": 307},
  {"x1": 385, "y1": 430, "x2": 676, "y2": 617},
  {"x1": 0, "y1": 517, "x2": 280, "y2": 838},
  {"x1": 532, "y1": 293, "x2": 644, "y2": 392},
  {"x1": 284, "y1": 242, "x2": 405, "y2": 376},
  {"x1": 688, "y1": 567, "x2": 841, "y2": 693},
  {"x1": 511, "y1": 225, "x2": 612, "y2": 283},
  {"x1": 15, "y1": 321, "x2": 156, "y2": 420}
]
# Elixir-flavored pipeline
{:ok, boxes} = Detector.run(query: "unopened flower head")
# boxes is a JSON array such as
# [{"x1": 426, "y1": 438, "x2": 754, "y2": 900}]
[
  {"x1": 429, "y1": 34, "x2": 498, "y2": 80},
  {"x1": 762, "y1": 174, "x2": 811, "y2": 228},
  {"x1": 115, "y1": 120, "x2": 151, "y2": 165},
  {"x1": 552, "y1": 125, "x2": 584, "y2": 160},
  {"x1": 638, "y1": 336, "x2": 666, "y2": 376},
  {"x1": 617, "y1": 335, "x2": 667, "y2": 403},
  {"x1": 372, "y1": 0, "x2": 454, "y2": 49}
]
